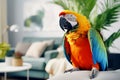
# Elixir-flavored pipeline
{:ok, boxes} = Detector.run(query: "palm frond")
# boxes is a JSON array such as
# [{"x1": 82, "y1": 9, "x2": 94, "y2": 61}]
[
  {"x1": 104, "y1": 29, "x2": 120, "y2": 49},
  {"x1": 53, "y1": 0, "x2": 96, "y2": 18},
  {"x1": 80, "y1": 0, "x2": 96, "y2": 18},
  {"x1": 53, "y1": 0, "x2": 80, "y2": 13},
  {"x1": 93, "y1": 0, "x2": 120, "y2": 30},
  {"x1": 53, "y1": 0, "x2": 70, "y2": 10}
]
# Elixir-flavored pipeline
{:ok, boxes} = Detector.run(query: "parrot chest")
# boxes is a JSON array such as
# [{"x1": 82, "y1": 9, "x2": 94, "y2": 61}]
[{"x1": 68, "y1": 37, "x2": 93, "y2": 70}]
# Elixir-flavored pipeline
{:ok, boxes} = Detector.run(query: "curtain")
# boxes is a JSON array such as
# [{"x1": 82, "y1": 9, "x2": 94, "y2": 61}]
[{"x1": 0, "y1": 0, "x2": 8, "y2": 43}]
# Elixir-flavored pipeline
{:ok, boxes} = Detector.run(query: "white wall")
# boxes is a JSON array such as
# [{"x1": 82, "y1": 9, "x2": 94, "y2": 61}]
[
  {"x1": 7, "y1": 0, "x2": 24, "y2": 47},
  {"x1": 7, "y1": 0, "x2": 64, "y2": 47}
]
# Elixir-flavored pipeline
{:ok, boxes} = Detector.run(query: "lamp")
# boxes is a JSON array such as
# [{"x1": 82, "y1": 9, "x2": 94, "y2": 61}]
[
  {"x1": 2, "y1": 24, "x2": 19, "y2": 42},
  {"x1": 0, "y1": 24, "x2": 19, "y2": 59},
  {"x1": 9, "y1": 24, "x2": 19, "y2": 32}
]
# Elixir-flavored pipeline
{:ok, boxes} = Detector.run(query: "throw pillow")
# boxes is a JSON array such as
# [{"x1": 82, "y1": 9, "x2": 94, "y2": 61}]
[
  {"x1": 15, "y1": 42, "x2": 31, "y2": 55},
  {"x1": 44, "y1": 40, "x2": 55, "y2": 51},
  {"x1": 57, "y1": 45, "x2": 64, "y2": 58},
  {"x1": 25, "y1": 41, "x2": 48, "y2": 58}
]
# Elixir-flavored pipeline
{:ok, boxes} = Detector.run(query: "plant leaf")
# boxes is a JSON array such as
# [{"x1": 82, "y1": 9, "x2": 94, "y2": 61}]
[
  {"x1": 80, "y1": 0, "x2": 96, "y2": 18},
  {"x1": 53, "y1": 0, "x2": 69, "y2": 10},
  {"x1": 53, "y1": 0, "x2": 96, "y2": 18},
  {"x1": 104, "y1": 29, "x2": 120, "y2": 49},
  {"x1": 94, "y1": 0, "x2": 120, "y2": 30}
]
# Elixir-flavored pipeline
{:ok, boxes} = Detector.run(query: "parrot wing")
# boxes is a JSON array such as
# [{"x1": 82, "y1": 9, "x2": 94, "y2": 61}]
[
  {"x1": 88, "y1": 28, "x2": 108, "y2": 71},
  {"x1": 63, "y1": 36, "x2": 72, "y2": 64}
]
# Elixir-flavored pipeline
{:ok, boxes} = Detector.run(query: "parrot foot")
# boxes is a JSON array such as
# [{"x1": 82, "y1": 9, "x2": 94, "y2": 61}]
[
  {"x1": 89, "y1": 67, "x2": 99, "y2": 79},
  {"x1": 64, "y1": 68, "x2": 80, "y2": 73}
]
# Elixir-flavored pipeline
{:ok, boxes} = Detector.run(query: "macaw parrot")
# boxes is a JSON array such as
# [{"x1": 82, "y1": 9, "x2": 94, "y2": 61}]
[{"x1": 59, "y1": 10, "x2": 108, "y2": 79}]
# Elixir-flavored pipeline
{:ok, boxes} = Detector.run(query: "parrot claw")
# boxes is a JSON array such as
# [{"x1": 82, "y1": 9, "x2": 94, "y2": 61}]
[
  {"x1": 64, "y1": 68, "x2": 80, "y2": 73},
  {"x1": 89, "y1": 68, "x2": 99, "y2": 79}
]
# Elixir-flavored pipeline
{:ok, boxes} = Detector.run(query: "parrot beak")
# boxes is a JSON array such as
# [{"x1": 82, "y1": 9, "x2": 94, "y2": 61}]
[{"x1": 59, "y1": 17, "x2": 73, "y2": 32}]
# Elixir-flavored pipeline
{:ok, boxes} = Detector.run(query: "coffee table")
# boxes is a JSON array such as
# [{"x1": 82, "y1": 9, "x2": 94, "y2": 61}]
[{"x1": 0, "y1": 62, "x2": 32, "y2": 80}]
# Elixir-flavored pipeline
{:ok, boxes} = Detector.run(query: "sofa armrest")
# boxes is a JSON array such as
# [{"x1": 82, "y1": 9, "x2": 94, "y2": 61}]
[
  {"x1": 22, "y1": 56, "x2": 46, "y2": 70},
  {"x1": 44, "y1": 50, "x2": 59, "y2": 62}
]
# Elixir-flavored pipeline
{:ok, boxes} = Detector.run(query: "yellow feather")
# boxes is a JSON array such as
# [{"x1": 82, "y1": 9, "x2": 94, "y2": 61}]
[{"x1": 63, "y1": 10, "x2": 91, "y2": 43}]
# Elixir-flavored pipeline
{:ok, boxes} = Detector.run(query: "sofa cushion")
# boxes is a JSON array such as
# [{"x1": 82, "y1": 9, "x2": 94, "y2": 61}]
[
  {"x1": 56, "y1": 45, "x2": 64, "y2": 58},
  {"x1": 15, "y1": 42, "x2": 31, "y2": 55},
  {"x1": 44, "y1": 40, "x2": 55, "y2": 51},
  {"x1": 25, "y1": 41, "x2": 48, "y2": 58},
  {"x1": 22, "y1": 56, "x2": 46, "y2": 70}
]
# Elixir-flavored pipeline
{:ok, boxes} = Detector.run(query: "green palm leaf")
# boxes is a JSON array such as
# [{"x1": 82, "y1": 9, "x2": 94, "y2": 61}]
[
  {"x1": 0, "y1": 42, "x2": 10, "y2": 59},
  {"x1": 53, "y1": 0, "x2": 69, "y2": 10},
  {"x1": 93, "y1": 0, "x2": 120, "y2": 30},
  {"x1": 53, "y1": 0, "x2": 82, "y2": 14},
  {"x1": 53, "y1": 0, "x2": 96, "y2": 18},
  {"x1": 80, "y1": 0, "x2": 96, "y2": 18},
  {"x1": 104, "y1": 29, "x2": 120, "y2": 49}
]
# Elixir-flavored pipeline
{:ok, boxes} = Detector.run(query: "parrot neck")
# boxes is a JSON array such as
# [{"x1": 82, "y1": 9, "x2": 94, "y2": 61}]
[
  {"x1": 65, "y1": 32, "x2": 87, "y2": 44},
  {"x1": 65, "y1": 30, "x2": 88, "y2": 43},
  {"x1": 65, "y1": 13, "x2": 91, "y2": 42}
]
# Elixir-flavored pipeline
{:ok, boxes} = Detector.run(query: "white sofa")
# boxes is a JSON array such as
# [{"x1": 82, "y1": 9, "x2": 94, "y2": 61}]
[
  {"x1": 46, "y1": 53, "x2": 120, "y2": 80},
  {"x1": 48, "y1": 70, "x2": 120, "y2": 80}
]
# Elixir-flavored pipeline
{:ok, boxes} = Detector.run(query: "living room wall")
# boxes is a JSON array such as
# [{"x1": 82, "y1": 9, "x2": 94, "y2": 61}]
[
  {"x1": 7, "y1": 0, "x2": 24, "y2": 47},
  {"x1": 7, "y1": 0, "x2": 64, "y2": 47}
]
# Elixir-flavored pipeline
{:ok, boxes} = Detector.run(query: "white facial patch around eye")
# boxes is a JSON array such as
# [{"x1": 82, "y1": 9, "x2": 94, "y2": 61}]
[
  {"x1": 65, "y1": 14, "x2": 77, "y2": 27},
  {"x1": 65, "y1": 14, "x2": 77, "y2": 22}
]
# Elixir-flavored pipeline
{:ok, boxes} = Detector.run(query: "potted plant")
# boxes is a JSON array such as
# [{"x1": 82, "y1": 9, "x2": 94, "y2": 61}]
[
  {"x1": 0, "y1": 42, "x2": 10, "y2": 59},
  {"x1": 5, "y1": 50, "x2": 14, "y2": 66},
  {"x1": 12, "y1": 52, "x2": 23, "y2": 66}
]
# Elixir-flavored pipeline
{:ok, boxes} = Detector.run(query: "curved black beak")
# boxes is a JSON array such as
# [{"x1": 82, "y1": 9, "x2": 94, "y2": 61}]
[{"x1": 59, "y1": 17, "x2": 72, "y2": 32}]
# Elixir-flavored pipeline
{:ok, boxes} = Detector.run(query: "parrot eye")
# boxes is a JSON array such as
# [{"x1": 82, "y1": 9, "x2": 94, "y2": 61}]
[
  {"x1": 64, "y1": 14, "x2": 78, "y2": 28},
  {"x1": 65, "y1": 14, "x2": 76, "y2": 22}
]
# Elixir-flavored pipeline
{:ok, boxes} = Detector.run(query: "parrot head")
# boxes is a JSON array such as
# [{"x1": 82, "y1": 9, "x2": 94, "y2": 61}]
[{"x1": 59, "y1": 10, "x2": 91, "y2": 33}]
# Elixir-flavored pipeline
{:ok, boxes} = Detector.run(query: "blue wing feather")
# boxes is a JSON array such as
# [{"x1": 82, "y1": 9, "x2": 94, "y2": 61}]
[
  {"x1": 88, "y1": 28, "x2": 108, "y2": 71},
  {"x1": 63, "y1": 36, "x2": 72, "y2": 64}
]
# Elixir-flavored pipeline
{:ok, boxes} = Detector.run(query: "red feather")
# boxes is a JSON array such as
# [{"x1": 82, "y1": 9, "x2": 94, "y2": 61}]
[{"x1": 65, "y1": 37, "x2": 99, "y2": 70}]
